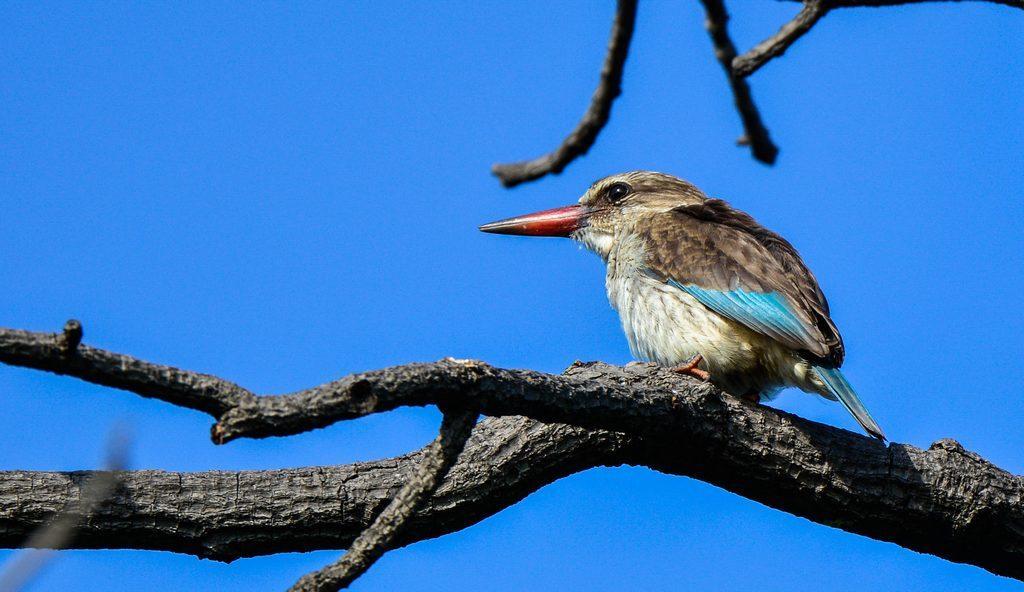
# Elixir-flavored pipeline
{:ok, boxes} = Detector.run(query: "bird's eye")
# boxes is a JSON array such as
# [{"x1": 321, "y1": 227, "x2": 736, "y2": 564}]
[{"x1": 606, "y1": 182, "x2": 632, "y2": 202}]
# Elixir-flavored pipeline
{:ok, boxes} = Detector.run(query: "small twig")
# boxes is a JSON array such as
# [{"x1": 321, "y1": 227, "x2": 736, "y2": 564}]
[
  {"x1": 0, "y1": 427, "x2": 129, "y2": 592},
  {"x1": 733, "y1": 0, "x2": 829, "y2": 77},
  {"x1": 289, "y1": 409, "x2": 478, "y2": 592},
  {"x1": 491, "y1": 0, "x2": 638, "y2": 187},
  {"x1": 699, "y1": 0, "x2": 779, "y2": 164}
]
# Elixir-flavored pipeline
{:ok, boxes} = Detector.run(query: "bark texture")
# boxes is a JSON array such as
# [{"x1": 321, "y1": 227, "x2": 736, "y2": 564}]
[{"x1": 1, "y1": 325, "x2": 1022, "y2": 583}]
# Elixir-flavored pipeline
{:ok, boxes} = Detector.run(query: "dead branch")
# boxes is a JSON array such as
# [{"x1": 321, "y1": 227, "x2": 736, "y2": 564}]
[
  {"x1": 492, "y1": 0, "x2": 1020, "y2": 182},
  {"x1": 2, "y1": 323, "x2": 1024, "y2": 583},
  {"x1": 699, "y1": 0, "x2": 779, "y2": 163},
  {"x1": 491, "y1": 0, "x2": 637, "y2": 187},
  {"x1": 732, "y1": 0, "x2": 829, "y2": 77},
  {"x1": 289, "y1": 409, "x2": 477, "y2": 591}
]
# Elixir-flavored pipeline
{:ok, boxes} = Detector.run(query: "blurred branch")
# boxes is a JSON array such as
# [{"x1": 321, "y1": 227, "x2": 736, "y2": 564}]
[
  {"x1": 2, "y1": 322, "x2": 1024, "y2": 584},
  {"x1": 699, "y1": 0, "x2": 779, "y2": 164},
  {"x1": 491, "y1": 0, "x2": 637, "y2": 187},
  {"x1": 289, "y1": 409, "x2": 477, "y2": 592},
  {"x1": 0, "y1": 428, "x2": 129, "y2": 592}
]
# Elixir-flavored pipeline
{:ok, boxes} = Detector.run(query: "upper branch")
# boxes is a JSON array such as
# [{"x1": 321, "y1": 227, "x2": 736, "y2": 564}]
[
  {"x1": 490, "y1": 0, "x2": 638, "y2": 187},
  {"x1": 732, "y1": 0, "x2": 829, "y2": 78},
  {"x1": 0, "y1": 323, "x2": 714, "y2": 444},
  {"x1": 780, "y1": 0, "x2": 1020, "y2": 8},
  {"x1": 698, "y1": 0, "x2": 779, "y2": 164},
  {"x1": 740, "y1": 0, "x2": 1020, "y2": 77}
]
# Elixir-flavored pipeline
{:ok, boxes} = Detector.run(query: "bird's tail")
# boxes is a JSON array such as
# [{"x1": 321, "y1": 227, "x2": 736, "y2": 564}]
[{"x1": 811, "y1": 366, "x2": 886, "y2": 441}]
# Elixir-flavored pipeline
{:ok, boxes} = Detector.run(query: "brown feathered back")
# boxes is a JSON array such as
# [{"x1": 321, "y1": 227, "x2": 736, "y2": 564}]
[{"x1": 642, "y1": 198, "x2": 844, "y2": 367}]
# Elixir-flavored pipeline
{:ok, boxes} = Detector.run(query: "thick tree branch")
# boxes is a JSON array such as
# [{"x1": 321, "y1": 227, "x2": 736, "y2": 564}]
[
  {"x1": 491, "y1": 0, "x2": 637, "y2": 187},
  {"x1": 0, "y1": 428, "x2": 128, "y2": 592},
  {"x1": 699, "y1": 0, "x2": 779, "y2": 164},
  {"x1": 1, "y1": 405, "x2": 1023, "y2": 581},
  {"x1": 290, "y1": 409, "x2": 478, "y2": 592},
  {"x1": 0, "y1": 416, "x2": 629, "y2": 562},
  {"x1": 1, "y1": 324, "x2": 1024, "y2": 581}
]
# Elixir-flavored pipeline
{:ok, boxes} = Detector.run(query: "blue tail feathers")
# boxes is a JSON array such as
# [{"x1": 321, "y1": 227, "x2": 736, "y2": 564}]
[{"x1": 812, "y1": 366, "x2": 886, "y2": 441}]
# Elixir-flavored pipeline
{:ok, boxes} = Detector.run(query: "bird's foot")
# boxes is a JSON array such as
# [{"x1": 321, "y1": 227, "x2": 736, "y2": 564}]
[{"x1": 671, "y1": 355, "x2": 710, "y2": 381}]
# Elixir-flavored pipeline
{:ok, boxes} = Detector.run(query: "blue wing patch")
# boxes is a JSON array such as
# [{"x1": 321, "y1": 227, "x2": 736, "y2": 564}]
[{"x1": 667, "y1": 280, "x2": 816, "y2": 350}]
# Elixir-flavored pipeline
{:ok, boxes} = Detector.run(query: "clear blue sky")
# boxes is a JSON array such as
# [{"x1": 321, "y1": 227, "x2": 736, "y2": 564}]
[{"x1": 2, "y1": 2, "x2": 1022, "y2": 590}]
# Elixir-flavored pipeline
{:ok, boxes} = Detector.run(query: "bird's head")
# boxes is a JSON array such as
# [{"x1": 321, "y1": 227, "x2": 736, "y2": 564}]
[{"x1": 479, "y1": 171, "x2": 707, "y2": 259}]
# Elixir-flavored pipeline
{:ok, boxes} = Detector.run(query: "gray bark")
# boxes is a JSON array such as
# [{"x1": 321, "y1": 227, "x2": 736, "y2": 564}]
[{"x1": 2, "y1": 326, "x2": 1023, "y2": 582}]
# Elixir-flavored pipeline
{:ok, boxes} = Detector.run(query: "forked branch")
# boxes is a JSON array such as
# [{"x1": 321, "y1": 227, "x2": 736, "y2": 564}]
[
  {"x1": 289, "y1": 409, "x2": 478, "y2": 591},
  {"x1": 699, "y1": 0, "x2": 779, "y2": 163},
  {"x1": 492, "y1": 0, "x2": 1020, "y2": 183},
  {"x1": 732, "y1": 0, "x2": 829, "y2": 77},
  {"x1": 2, "y1": 322, "x2": 1024, "y2": 584}
]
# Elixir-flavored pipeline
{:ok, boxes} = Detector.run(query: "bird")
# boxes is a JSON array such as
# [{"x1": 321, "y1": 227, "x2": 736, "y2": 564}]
[{"x1": 479, "y1": 171, "x2": 885, "y2": 440}]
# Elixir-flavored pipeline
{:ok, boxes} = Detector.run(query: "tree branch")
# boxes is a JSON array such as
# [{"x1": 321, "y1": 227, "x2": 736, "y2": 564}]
[
  {"x1": 0, "y1": 427, "x2": 128, "y2": 592},
  {"x1": 0, "y1": 323, "x2": 723, "y2": 444},
  {"x1": 488, "y1": 0, "x2": 1018, "y2": 180},
  {"x1": 738, "y1": 0, "x2": 1021, "y2": 77},
  {"x1": 698, "y1": 0, "x2": 779, "y2": 164},
  {"x1": 491, "y1": 0, "x2": 637, "y2": 187},
  {"x1": 0, "y1": 324, "x2": 252, "y2": 418},
  {"x1": 2, "y1": 323, "x2": 1024, "y2": 582},
  {"x1": 289, "y1": 409, "x2": 478, "y2": 591},
  {"x1": 0, "y1": 416, "x2": 629, "y2": 562},
  {"x1": 732, "y1": 0, "x2": 829, "y2": 78},
  {"x1": 2, "y1": 409, "x2": 1023, "y2": 581}
]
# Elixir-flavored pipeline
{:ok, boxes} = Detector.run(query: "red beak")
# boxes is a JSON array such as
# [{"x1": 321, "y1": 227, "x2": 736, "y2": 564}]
[{"x1": 478, "y1": 205, "x2": 585, "y2": 237}]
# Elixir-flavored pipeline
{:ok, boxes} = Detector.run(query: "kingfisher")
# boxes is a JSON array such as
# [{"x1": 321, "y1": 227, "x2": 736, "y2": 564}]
[{"x1": 480, "y1": 171, "x2": 885, "y2": 440}]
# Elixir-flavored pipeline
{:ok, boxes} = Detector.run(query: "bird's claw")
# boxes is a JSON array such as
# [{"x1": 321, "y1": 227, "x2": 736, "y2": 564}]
[{"x1": 671, "y1": 355, "x2": 710, "y2": 381}]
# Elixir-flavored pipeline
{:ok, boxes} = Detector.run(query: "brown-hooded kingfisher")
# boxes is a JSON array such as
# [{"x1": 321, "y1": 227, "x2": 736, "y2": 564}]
[{"x1": 480, "y1": 171, "x2": 885, "y2": 440}]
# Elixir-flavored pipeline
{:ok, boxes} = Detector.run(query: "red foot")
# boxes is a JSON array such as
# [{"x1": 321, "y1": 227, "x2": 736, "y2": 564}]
[{"x1": 671, "y1": 355, "x2": 710, "y2": 381}]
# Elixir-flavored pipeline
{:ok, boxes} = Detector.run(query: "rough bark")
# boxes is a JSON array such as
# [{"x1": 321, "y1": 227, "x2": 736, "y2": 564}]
[
  {"x1": 0, "y1": 416, "x2": 629, "y2": 562},
  {"x1": 289, "y1": 409, "x2": 478, "y2": 591},
  {"x1": 1, "y1": 330, "x2": 1022, "y2": 582}
]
